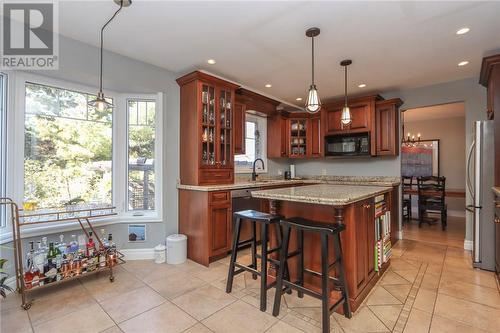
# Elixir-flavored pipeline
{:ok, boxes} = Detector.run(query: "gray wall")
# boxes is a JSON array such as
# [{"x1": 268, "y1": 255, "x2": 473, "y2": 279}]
[{"x1": 405, "y1": 116, "x2": 466, "y2": 213}]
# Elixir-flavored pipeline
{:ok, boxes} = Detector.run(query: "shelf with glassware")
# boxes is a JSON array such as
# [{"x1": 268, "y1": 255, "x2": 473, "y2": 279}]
[
  {"x1": 289, "y1": 118, "x2": 308, "y2": 157},
  {"x1": 0, "y1": 198, "x2": 124, "y2": 310}
]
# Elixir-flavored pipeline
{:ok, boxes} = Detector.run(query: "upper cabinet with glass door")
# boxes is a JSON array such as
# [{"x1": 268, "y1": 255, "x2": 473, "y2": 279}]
[{"x1": 177, "y1": 71, "x2": 239, "y2": 185}]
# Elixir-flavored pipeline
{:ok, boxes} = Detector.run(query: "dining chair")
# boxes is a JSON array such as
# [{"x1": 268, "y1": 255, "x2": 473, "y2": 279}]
[
  {"x1": 417, "y1": 176, "x2": 447, "y2": 230},
  {"x1": 402, "y1": 176, "x2": 413, "y2": 223}
]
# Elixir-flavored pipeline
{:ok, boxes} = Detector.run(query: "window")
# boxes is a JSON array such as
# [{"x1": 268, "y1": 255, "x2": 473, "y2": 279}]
[
  {"x1": 127, "y1": 99, "x2": 156, "y2": 211},
  {"x1": 24, "y1": 82, "x2": 113, "y2": 208},
  {"x1": 0, "y1": 73, "x2": 6, "y2": 227},
  {"x1": 235, "y1": 114, "x2": 267, "y2": 173}
]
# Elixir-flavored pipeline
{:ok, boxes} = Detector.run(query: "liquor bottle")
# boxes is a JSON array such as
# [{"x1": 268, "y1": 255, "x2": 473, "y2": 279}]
[
  {"x1": 24, "y1": 242, "x2": 36, "y2": 289},
  {"x1": 107, "y1": 234, "x2": 116, "y2": 266},
  {"x1": 69, "y1": 234, "x2": 79, "y2": 253},
  {"x1": 46, "y1": 242, "x2": 58, "y2": 283},
  {"x1": 57, "y1": 234, "x2": 66, "y2": 255},
  {"x1": 33, "y1": 241, "x2": 46, "y2": 273},
  {"x1": 86, "y1": 231, "x2": 96, "y2": 257}
]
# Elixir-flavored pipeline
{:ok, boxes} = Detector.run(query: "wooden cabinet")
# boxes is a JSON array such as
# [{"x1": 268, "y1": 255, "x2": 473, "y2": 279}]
[
  {"x1": 233, "y1": 102, "x2": 246, "y2": 155},
  {"x1": 375, "y1": 99, "x2": 402, "y2": 156},
  {"x1": 268, "y1": 114, "x2": 288, "y2": 158},
  {"x1": 288, "y1": 117, "x2": 308, "y2": 158},
  {"x1": 209, "y1": 192, "x2": 232, "y2": 257},
  {"x1": 177, "y1": 71, "x2": 239, "y2": 185},
  {"x1": 323, "y1": 96, "x2": 378, "y2": 135},
  {"x1": 480, "y1": 54, "x2": 500, "y2": 187},
  {"x1": 308, "y1": 115, "x2": 322, "y2": 157}
]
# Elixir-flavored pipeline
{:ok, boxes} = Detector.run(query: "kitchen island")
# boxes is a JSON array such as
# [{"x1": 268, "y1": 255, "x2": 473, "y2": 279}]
[{"x1": 252, "y1": 184, "x2": 396, "y2": 312}]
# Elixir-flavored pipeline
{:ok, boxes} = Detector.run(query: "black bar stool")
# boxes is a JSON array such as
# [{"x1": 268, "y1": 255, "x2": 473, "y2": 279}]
[
  {"x1": 272, "y1": 217, "x2": 351, "y2": 333},
  {"x1": 226, "y1": 209, "x2": 289, "y2": 312}
]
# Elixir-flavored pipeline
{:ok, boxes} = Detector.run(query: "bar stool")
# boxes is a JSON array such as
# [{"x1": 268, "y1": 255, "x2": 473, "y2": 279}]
[
  {"x1": 272, "y1": 217, "x2": 351, "y2": 333},
  {"x1": 226, "y1": 209, "x2": 289, "y2": 312}
]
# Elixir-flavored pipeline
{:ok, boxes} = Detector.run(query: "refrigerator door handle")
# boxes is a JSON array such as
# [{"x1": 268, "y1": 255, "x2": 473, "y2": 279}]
[{"x1": 466, "y1": 140, "x2": 475, "y2": 200}]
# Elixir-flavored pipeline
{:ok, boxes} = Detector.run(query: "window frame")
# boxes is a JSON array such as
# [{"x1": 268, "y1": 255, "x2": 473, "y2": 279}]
[
  {"x1": 234, "y1": 113, "x2": 268, "y2": 174},
  {"x1": 0, "y1": 72, "x2": 7, "y2": 229},
  {"x1": 3, "y1": 72, "x2": 163, "y2": 241}
]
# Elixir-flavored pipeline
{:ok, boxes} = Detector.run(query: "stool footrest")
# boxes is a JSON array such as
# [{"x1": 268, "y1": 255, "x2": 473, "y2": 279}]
[
  {"x1": 329, "y1": 297, "x2": 346, "y2": 314},
  {"x1": 236, "y1": 238, "x2": 254, "y2": 248},
  {"x1": 234, "y1": 263, "x2": 260, "y2": 277},
  {"x1": 282, "y1": 281, "x2": 322, "y2": 299}
]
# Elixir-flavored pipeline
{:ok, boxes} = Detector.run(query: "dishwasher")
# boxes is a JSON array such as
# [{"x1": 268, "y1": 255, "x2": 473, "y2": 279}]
[{"x1": 231, "y1": 188, "x2": 262, "y2": 244}]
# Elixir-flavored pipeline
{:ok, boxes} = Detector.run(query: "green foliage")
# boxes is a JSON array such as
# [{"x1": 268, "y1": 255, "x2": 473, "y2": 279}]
[{"x1": 0, "y1": 258, "x2": 13, "y2": 298}]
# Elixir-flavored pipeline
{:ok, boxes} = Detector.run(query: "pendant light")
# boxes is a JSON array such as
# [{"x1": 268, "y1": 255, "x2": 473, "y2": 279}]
[
  {"x1": 88, "y1": 0, "x2": 132, "y2": 112},
  {"x1": 305, "y1": 27, "x2": 321, "y2": 114},
  {"x1": 340, "y1": 59, "x2": 353, "y2": 127}
]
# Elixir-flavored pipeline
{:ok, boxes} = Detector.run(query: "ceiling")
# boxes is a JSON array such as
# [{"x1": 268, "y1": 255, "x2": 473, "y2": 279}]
[
  {"x1": 52, "y1": 1, "x2": 500, "y2": 105},
  {"x1": 404, "y1": 102, "x2": 465, "y2": 122}
]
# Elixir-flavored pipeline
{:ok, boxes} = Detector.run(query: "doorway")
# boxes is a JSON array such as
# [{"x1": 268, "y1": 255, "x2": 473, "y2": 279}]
[{"x1": 401, "y1": 102, "x2": 466, "y2": 248}]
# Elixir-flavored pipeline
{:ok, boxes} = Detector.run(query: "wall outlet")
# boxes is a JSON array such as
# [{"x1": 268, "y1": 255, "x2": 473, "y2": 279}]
[
  {"x1": 277, "y1": 169, "x2": 283, "y2": 176},
  {"x1": 321, "y1": 169, "x2": 327, "y2": 176}
]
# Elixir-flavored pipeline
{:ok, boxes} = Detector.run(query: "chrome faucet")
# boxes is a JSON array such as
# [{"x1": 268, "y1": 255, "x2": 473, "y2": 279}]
[{"x1": 252, "y1": 158, "x2": 265, "y2": 181}]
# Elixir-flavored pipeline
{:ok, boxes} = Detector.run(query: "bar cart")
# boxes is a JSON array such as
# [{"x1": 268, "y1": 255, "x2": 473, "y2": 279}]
[{"x1": 0, "y1": 197, "x2": 125, "y2": 310}]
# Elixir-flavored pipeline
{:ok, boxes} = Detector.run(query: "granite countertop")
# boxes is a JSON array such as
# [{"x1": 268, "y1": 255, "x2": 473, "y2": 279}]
[
  {"x1": 493, "y1": 187, "x2": 500, "y2": 197},
  {"x1": 251, "y1": 184, "x2": 392, "y2": 206},
  {"x1": 177, "y1": 176, "x2": 400, "y2": 192}
]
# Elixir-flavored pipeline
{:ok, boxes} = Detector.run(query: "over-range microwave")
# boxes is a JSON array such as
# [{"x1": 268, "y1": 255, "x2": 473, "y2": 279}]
[{"x1": 324, "y1": 132, "x2": 370, "y2": 156}]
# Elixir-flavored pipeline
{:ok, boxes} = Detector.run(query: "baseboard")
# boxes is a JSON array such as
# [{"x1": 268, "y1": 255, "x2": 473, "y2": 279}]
[
  {"x1": 463, "y1": 239, "x2": 473, "y2": 251},
  {"x1": 120, "y1": 248, "x2": 155, "y2": 260},
  {"x1": 411, "y1": 208, "x2": 465, "y2": 218},
  {"x1": 397, "y1": 230, "x2": 403, "y2": 240}
]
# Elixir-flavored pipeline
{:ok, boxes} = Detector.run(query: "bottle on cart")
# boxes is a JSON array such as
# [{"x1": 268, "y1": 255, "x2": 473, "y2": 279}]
[
  {"x1": 86, "y1": 231, "x2": 96, "y2": 260},
  {"x1": 24, "y1": 241, "x2": 39, "y2": 289},
  {"x1": 107, "y1": 233, "x2": 116, "y2": 266},
  {"x1": 46, "y1": 242, "x2": 58, "y2": 283},
  {"x1": 100, "y1": 229, "x2": 107, "y2": 250},
  {"x1": 33, "y1": 241, "x2": 46, "y2": 274},
  {"x1": 69, "y1": 234, "x2": 79, "y2": 253},
  {"x1": 57, "y1": 234, "x2": 67, "y2": 255}
]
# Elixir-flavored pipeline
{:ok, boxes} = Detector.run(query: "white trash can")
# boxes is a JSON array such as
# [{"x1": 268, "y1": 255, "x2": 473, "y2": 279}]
[
  {"x1": 166, "y1": 234, "x2": 187, "y2": 264},
  {"x1": 154, "y1": 244, "x2": 166, "y2": 264}
]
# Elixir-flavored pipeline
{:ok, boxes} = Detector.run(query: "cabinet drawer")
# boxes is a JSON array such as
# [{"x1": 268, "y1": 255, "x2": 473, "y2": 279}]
[
  {"x1": 199, "y1": 169, "x2": 233, "y2": 184},
  {"x1": 210, "y1": 191, "x2": 230, "y2": 204}
]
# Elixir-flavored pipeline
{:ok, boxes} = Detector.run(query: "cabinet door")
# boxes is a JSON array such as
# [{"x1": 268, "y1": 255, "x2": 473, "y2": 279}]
[
  {"x1": 289, "y1": 119, "x2": 307, "y2": 158},
  {"x1": 308, "y1": 116, "x2": 322, "y2": 157},
  {"x1": 325, "y1": 103, "x2": 372, "y2": 134},
  {"x1": 375, "y1": 101, "x2": 399, "y2": 156},
  {"x1": 210, "y1": 202, "x2": 231, "y2": 257},
  {"x1": 200, "y1": 83, "x2": 217, "y2": 167},
  {"x1": 354, "y1": 200, "x2": 368, "y2": 290},
  {"x1": 280, "y1": 116, "x2": 288, "y2": 157},
  {"x1": 233, "y1": 102, "x2": 246, "y2": 155},
  {"x1": 217, "y1": 89, "x2": 233, "y2": 168},
  {"x1": 268, "y1": 115, "x2": 288, "y2": 158}
]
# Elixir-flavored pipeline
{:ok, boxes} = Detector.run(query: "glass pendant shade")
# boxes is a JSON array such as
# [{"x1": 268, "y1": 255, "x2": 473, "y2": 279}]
[
  {"x1": 305, "y1": 84, "x2": 321, "y2": 113},
  {"x1": 341, "y1": 106, "x2": 352, "y2": 125},
  {"x1": 88, "y1": 91, "x2": 114, "y2": 111}
]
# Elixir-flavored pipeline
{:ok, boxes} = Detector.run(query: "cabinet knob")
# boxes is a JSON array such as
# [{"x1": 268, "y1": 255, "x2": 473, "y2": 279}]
[
  {"x1": 364, "y1": 204, "x2": 371, "y2": 209},
  {"x1": 495, "y1": 217, "x2": 500, "y2": 224}
]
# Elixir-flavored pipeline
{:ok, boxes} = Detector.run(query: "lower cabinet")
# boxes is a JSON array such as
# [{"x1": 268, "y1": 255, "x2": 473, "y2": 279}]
[{"x1": 209, "y1": 201, "x2": 232, "y2": 257}]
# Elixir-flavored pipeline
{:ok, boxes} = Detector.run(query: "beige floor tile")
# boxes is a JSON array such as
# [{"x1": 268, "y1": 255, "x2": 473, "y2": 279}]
[
  {"x1": 280, "y1": 313, "x2": 322, "y2": 333},
  {"x1": 174, "y1": 260, "x2": 212, "y2": 273},
  {"x1": 284, "y1": 292, "x2": 321, "y2": 308},
  {"x1": 1, "y1": 292, "x2": 26, "y2": 312},
  {"x1": 192, "y1": 262, "x2": 231, "y2": 283},
  {"x1": 380, "y1": 271, "x2": 412, "y2": 285},
  {"x1": 403, "y1": 308, "x2": 431, "y2": 333},
  {"x1": 146, "y1": 270, "x2": 206, "y2": 300},
  {"x1": 27, "y1": 281, "x2": 96, "y2": 326},
  {"x1": 139, "y1": 263, "x2": 184, "y2": 284},
  {"x1": 100, "y1": 326, "x2": 124, "y2": 333},
  {"x1": 441, "y1": 265, "x2": 498, "y2": 289},
  {"x1": 419, "y1": 272, "x2": 440, "y2": 291},
  {"x1": 438, "y1": 279, "x2": 500, "y2": 309},
  {"x1": 393, "y1": 270, "x2": 418, "y2": 283},
  {"x1": 389, "y1": 258, "x2": 420, "y2": 271},
  {"x1": 239, "y1": 291, "x2": 288, "y2": 319},
  {"x1": 368, "y1": 305, "x2": 402, "y2": 330},
  {"x1": 33, "y1": 303, "x2": 114, "y2": 333},
  {"x1": 202, "y1": 300, "x2": 278, "y2": 333},
  {"x1": 429, "y1": 315, "x2": 489, "y2": 333},
  {"x1": 80, "y1": 267, "x2": 146, "y2": 302},
  {"x1": 183, "y1": 323, "x2": 214, "y2": 333},
  {"x1": 99, "y1": 285, "x2": 166, "y2": 323},
  {"x1": 172, "y1": 284, "x2": 236, "y2": 320},
  {"x1": 334, "y1": 306, "x2": 389, "y2": 332},
  {"x1": 210, "y1": 273, "x2": 247, "y2": 298},
  {"x1": 382, "y1": 284, "x2": 412, "y2": 303},
  {"x1": 265, "y1": 320, "x2": 304, "y2": 333},
  {"x1": 425, "y1": 262, "x2": 443, "y2": 275},
  {"x1": 434, "y1": 293, "x2": 500, "y2": 332},
  {"x1": 412, "y1": 288, "x2": 436, "y2": 313},
  {"x1": 119, "y1": 301, "x2": 196, "y2": 333},
  {"x1": 366, "y1": 286, "x2": 402, "y2": 306},
  {"x1": 1, "y1": 307, "x2": 33, "y2": 333}
]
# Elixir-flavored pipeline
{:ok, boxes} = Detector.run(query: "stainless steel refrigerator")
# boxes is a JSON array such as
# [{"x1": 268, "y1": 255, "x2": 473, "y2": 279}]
[{"x1": 466, "y1": 120, "x2": 495, "y2": 271}]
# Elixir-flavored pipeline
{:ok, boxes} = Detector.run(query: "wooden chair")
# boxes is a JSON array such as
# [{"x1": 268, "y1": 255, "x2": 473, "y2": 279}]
[
  {"x1": 402, "y1": 176, "x2": 413, "y2": 223},
  {"x1": 417, "y1": 176, "x2": 447, "y2": 230}
]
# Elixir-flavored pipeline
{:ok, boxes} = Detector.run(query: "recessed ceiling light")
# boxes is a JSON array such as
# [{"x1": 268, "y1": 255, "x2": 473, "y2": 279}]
[
  {"x1": 296, "y1": 97, "x2": 302, "y2": 101},
  {"x1": 358, "y1": 83, "x2": 367, "y2": 88},
  {"x1": 207, "y1": 59, "x2": 216, "y2": 65},
  {"x1": 456, "y1": 27, "x2": 470, "y2": 35},
  {"x1": 265, "y1": 84, "x2": 272, "y2": 88},
  {"x1": 458, "y1": 61, "x2": 469, "y2": 66}
]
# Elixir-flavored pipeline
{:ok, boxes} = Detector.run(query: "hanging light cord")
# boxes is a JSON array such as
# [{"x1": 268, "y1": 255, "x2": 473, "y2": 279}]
[
  {"x1": 98, "y1": 0, "x2": 124, "y2": 93},
  {"x1": 311, "y1": 36, "x2": 315, "y2": 85},
  {"x1": 344, "y1": 65, "x2": 348, "y2": 107}
]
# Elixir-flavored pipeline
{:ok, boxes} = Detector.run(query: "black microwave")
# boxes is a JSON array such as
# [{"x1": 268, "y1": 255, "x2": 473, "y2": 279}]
[{"x1": 325, "y1": 132, "x2": 370, "y2": 156}]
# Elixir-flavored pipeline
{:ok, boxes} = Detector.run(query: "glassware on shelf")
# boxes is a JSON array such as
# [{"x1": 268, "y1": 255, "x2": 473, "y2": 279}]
[
  {"x1": 208, "y1": 129, "x2": 214, "y2": 143},
  {"x1": 202, "y1": 91, "x2": 208, "y2": 104},
  {"x1": 202, "y1": 128, "x2": 208, "y2": 142}
]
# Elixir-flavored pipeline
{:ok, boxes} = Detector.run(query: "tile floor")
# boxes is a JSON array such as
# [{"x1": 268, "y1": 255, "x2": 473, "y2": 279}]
[
  {"x1": 1, "y1": 239, "x2": 499, "y2": 333},
  {"x1": 402, "y1": 216, "x2": 465, "y2": 249}
]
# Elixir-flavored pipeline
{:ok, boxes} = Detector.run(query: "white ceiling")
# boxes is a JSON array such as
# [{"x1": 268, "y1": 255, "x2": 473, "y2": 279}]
[
  {"x1": 404, "y1": 102, "x2": 465, "y2": 122},
  {"x1": 55, "y1": 1, "x2": 500, "y2": 105}
]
